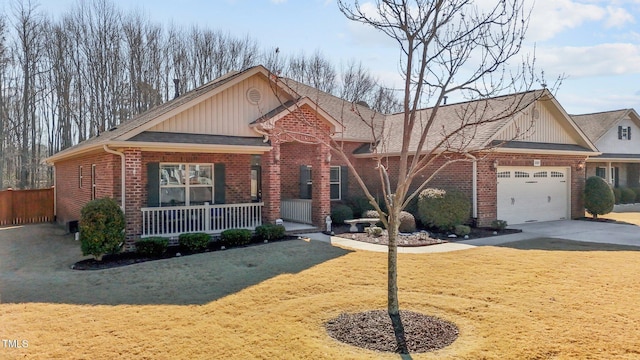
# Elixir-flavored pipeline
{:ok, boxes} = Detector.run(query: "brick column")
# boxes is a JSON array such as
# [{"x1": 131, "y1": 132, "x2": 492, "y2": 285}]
[
  {"x1": 312, "y1": 144, "x2": 331, "y2": 230},
  {"x1": 476, "y1": 158, "x2": 497, "y2": 227},
  {"x1": 123, "y1": 149, "x2": 142, "y2": 250},
  {"x1": 262, "y1": 142, "x2": 281, "y2": 224}
]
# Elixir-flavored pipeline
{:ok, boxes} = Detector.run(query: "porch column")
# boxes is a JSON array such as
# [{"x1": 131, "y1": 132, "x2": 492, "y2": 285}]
[
  {"x1": 262, "y1": 142, "x2": 281, "y2": 224},
  {"x1": 312, "y1": 144, "x2": 331, "y2": 230},
  {"x1": 123, "y1": 148, "x2": 143, "y2": 250},
  {"x1": 606, "y1": 161, "x2": 612, "y2": 185}
]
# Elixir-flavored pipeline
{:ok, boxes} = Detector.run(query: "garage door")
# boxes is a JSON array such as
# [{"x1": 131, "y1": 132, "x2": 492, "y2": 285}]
[{"x1": 496, "y1": 167, "x2": 569, "y2": 225}]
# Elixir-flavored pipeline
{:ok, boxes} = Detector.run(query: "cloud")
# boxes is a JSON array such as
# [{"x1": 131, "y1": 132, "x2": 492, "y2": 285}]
[
  {"x1": 527, "y1": 0, "x2": 606, "y2": 41},
  {"x1": 604, "y1": 6, "x2": 635, "y2": 28},
  {"x1": 533, "y1": 43, "x2": 640, "y2": 78}
]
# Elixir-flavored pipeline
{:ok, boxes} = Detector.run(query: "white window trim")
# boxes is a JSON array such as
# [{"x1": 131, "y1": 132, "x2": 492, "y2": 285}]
[
  {"x1": 621, "y1": 126, "x2": 629, "y2": 140},
  {"x1": 330, "y1": 165, "x2": 341, "y2": 201},
  {"x1": 159, "y1": 163, "x2": 214, "y2": 206}
]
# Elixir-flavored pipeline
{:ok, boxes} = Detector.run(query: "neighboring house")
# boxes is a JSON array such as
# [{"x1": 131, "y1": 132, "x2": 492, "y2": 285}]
[
  {"x1": 46, "y1": 65, "x2": 599, "y2": 249},
  {"x1": 571, "y1": 109, "x2": 640, "y2": 189}
]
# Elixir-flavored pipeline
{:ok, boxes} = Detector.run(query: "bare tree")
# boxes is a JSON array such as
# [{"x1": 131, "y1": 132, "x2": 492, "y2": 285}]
[
  {"x1": 336, "y1": 0, "x2": 537, "y2": 353},
  {"x1": 256, "y1": 0, "x2": 539, "y2": 353}
]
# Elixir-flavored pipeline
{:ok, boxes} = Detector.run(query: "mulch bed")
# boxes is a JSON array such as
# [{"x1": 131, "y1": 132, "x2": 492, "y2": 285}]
[
  {"x1": 325, "y1": 310, "x2": 459, "y2": 353},
  {"x1": 72, "y1": 236, "x2": 298, "y2": 271},
  {"x1": 334, "y1": 225, "x2": 520, "y2": 247}
]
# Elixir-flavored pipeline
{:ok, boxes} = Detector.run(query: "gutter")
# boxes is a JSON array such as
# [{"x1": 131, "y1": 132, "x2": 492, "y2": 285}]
[
  {"x1": 103, "y1": 145, "x2": 126, "y2": 213},
  {"x1": 464, "y1": 153, "x2": 478, "y2": 219}
]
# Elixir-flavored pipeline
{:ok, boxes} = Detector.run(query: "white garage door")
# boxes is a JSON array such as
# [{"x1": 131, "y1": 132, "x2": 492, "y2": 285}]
[{"x1": 496, "y1": 167, "x2": 569, "y2": 225}]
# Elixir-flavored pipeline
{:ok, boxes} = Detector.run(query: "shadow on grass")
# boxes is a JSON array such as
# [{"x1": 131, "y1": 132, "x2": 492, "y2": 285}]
[
  {"x1": 496, "y1": 238, "x2": 640, "y2": 251},
  {"x1": 0, "y1": 230, "x2": 352, "y2": 305}
]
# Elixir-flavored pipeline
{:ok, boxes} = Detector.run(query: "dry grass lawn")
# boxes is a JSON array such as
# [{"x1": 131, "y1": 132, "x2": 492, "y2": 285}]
[
  {"x1": 598, "y1": 211, "x2": 640, "y2": 226},
  {"x1": 2, "y1": 233, "x2": 640, "y2": 358}
]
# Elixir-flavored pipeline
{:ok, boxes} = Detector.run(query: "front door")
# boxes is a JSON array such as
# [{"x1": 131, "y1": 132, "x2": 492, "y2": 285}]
[{"x1": 251, "y1": 165, "x2": 262, "y2": 202}]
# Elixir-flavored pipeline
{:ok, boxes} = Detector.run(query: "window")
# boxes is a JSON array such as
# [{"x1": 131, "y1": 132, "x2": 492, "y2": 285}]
[
  {"x1": 330, "y1": 166, "x2": 341, "y2": 200},
  {"x1": 550, "y1": 171, "x2": 564, "y2": 178},
  {"x1": 91, "y1": 164, "x2": 97, "y2": 200},
  {"x1": 514, "y1": 171, "x2": 530, "y2": 178},
  {"x1": 159, "y1": 163, "x2": 213, "y2": 206},
  {"x1": 300, "y1": 165, "x2": 345, "y2": 200},
  {"x1": 595, "y1": 167, "x2": 606, "y2": 179},
  {"x1": 497, "y1": 171, "x2": 510, "y2": 178},
  {"x1": 618, "y1": 126, "x2": 631, "y2": 140},
  {"x1": 533, "y1": 171, "x2": 548, "y2": 178},
  {"x1": 79, "y1": 166, "x2": 83, "y2": 188}
]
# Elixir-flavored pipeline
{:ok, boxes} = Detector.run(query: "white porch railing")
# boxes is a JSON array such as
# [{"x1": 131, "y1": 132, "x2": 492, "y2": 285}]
[
  {"x1": 280, "y1": 199, "x2": 313, "y2": 224},
  {"x1": 141, "y1": 202, "x2": 263, "y2": 238}
]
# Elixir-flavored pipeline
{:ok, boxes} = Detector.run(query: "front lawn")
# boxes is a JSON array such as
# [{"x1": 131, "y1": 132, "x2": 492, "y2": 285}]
[{"x1": 2, "y1": 239, "x2": 640, "y2": 359}]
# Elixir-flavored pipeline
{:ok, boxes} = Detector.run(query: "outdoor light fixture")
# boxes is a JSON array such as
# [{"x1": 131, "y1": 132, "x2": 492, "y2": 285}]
[
  {"x1": 493, "y1": 160, "x2": 499, "y2": 169},
  {"x1": 577, "y1": 161, "x2": 585, "y2": 170}
]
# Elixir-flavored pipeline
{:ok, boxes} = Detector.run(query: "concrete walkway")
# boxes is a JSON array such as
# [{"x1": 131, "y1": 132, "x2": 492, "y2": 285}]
[{"x1": 300, "y1": 219, "x2": 640, "y2": 253}]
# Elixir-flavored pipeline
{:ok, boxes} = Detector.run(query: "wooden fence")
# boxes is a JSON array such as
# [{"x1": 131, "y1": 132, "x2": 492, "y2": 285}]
[{"x1": 0, "y1": 188, "x2": 55, "y2": 226}]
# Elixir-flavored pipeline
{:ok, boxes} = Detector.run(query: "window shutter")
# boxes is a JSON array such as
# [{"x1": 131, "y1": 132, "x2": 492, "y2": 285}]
[
  {"x1": 628, "y1": 126, "x2": 631, "y2": 140},
  {"x1": 147, "y1": 163, "x2": 160, "y2": 207},
  {"x1": 618, "y1": 126, "x2": 622, "y2": 139},
  {"x1": 300, "y1": 165, "x2": 310, "y2": 199},
  {"x1": 340, "y1": 166, "x2": 349, "y2": 200},
  {"x1": 214, "y1": 163, "x2": 226, "y2": 204}
]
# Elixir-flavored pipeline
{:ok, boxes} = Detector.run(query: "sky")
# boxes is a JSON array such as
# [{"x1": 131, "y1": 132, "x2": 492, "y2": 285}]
[{"x1": 37, "y1": 0, "x2": 640, "y2": 115}]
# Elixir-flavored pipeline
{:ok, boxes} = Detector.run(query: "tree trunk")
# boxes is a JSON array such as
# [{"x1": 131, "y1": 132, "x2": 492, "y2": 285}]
[{"x1": 387, "y1": 210, "x2": 408, "y2": 354}]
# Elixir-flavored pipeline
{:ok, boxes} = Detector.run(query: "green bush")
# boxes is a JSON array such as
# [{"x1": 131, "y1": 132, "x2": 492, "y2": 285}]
[
  {"x1": 255, "y1": 223, "x2": 286, "y2": 241},
  {"x1": 633, "y1": 188, "x2": 640, "y2": 203},
  {"x1": 620, "y1": 187, "x2": 636, "y2": 204},
  {"x1": 584, "y1": 176, "x2": 615, "y2": 218},
  {"x1": 454, "y1": 224, "x2": 471, "y2": 236},
  {"x1": 179, "y1": 233, "x2": 210, "y2": 252},
  {"x1": 331, "y1": 204, "x2": 353, "y2": 224},
  {"x1": 346, "y1": 196, "x2": 375, "y2": 218},
  {"x1": 491, "y1": 220, "x2": 508, "y2": 231},
  {"x1": 221, "y1": 229, "x2": 252, "y2": 247},
  {"x1": 418, "y1": 188, "x2": 470, "y2": 231},
  {"x1": 398, "y1": 211, "x2": 416, "y2": 233},
  {"x1": 135, "y1": 237, "x2": 169, "y2": 257},
  {"x1": 80, "y1": 197, "x2": 125, "y2": 260},
  {"x1": 613, "y1": 188, "x2": 622, "y2": 204}
]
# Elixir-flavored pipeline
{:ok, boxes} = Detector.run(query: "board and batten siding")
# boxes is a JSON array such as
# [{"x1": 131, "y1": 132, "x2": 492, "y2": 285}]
[
  {"x1": 495, "y1": 101, "x2": 577, "y2": 144},
  {"x1": 149, "y1": 76, "x2": 284, "y2": 137}
]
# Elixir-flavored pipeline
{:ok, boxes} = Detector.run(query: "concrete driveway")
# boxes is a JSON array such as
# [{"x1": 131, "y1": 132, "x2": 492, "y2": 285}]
[{"x1": 460, "y1": 219, "x2": 640, "y2": 247}]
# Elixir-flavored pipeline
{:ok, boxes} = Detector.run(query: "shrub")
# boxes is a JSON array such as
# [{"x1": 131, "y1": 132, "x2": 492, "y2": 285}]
[
  {"x1": 418, "y1": 188, "x2": 470, "y2": 231},
  {"x1": 634, "y1": 188, "x2": 640, "y2": 203},
  {"x1": 365, "y1": 226, "x2": 383, "y2": 237},
  {"x1": 179, "y1": 233, "x2": 210, "y2": 252},
  {"x1": 221, "y1": 229, "x2": 252, "y2": 247},
  {"x1": 620, "y1": 187, "x2": 636, "y2": 204},
  {"x1": 135, "y1": 237, "x2": 169, "y2": 257},
  {"x1": 491, "y1": 220, "x2": 508, "y2": 231},
  {"x1": 346, "y1": 196, "x2": 374, "y2": 218},
  {"x1": 584, "y1": 176, "x2": 615, "y2": 218},
  {"x1": 363, "y1": 210, "x2": 381, "y2": 219},
  {"x1": 255, "y1": 223, "x2": 286, "y2": 241},
  {"x1": 398, "y1": 211, "x2": 416, "y2": 233},
  {"x1": 331, "y1": 204, "x2": 353, "y2": 224},
  {"x1": 80, "y1": 197, "x2": 125, "y2": 260},
  {"x1": 613, "y1": 188, "x2": 622, "y2": 204},
  {"x1": 454, "y1": 225, "x2": 471, "y2": 236}
]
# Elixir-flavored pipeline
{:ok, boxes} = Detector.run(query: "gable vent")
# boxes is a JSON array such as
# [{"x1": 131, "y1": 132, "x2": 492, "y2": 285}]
[{"x1": 247, "y1": 88, "x2": 262, "y2": 105}]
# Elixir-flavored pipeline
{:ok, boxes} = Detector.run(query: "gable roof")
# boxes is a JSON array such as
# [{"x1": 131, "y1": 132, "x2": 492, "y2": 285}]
[
  {"x1": 46, "y1": 66, "x2": 282, "y2": 163},
  {"x1": 358, "y1": 89, "x2": 597, "y2": 156},
  {"x1": 571, "y1": 109, "x2": 640, "y2": 143}
]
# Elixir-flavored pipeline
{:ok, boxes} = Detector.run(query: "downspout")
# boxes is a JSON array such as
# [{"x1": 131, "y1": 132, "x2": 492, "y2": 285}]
[
  {"x1": 464, "y1": 153, "x2": 478, "y2": 219},
  {"x1": 103, "y1": 145, "x2": 126, "y2": 213}
]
